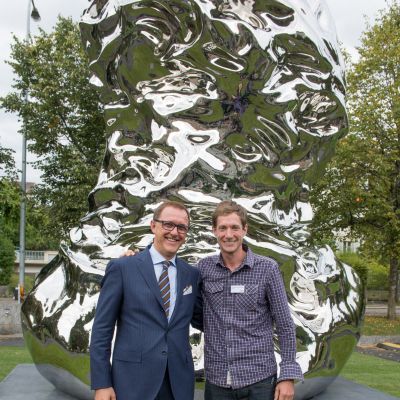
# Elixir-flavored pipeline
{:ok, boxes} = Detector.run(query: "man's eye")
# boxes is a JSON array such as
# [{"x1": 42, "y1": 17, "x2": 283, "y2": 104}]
[
  {"x1": 164, "y1": 222, "x2": 175, "y2": 229},
  {"x1": 177, "y1": 224, "x2": 188, "y2": 232}
]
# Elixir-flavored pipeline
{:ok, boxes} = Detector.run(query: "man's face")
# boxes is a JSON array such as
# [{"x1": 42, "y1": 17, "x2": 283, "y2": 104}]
[
  {"x1": 150, "y1": 206, "x2": 189, "y2": 259},
  {"x1": 213, "y1": 213, "x2": 247, "y2": 255}
]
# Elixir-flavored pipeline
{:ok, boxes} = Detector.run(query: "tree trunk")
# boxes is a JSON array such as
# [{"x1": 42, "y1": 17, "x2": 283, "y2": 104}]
[
  {"x1": 387, "y1": 257, "x2": 398, "y2": 320},
  {"x1": 397, "y1": 268, "x2": 400, "y2": 303}
]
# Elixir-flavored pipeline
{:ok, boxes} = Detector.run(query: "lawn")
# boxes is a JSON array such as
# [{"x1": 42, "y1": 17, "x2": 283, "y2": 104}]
[
  {"x1": 0, "y1": 346, "x2": 32, "y2": 382},
  {"x1": 362, "y1": 316, "x2": 400, "y2": 336},
  {"x1": 340, "y1": 352, "x2": 400, "y2": 398}
]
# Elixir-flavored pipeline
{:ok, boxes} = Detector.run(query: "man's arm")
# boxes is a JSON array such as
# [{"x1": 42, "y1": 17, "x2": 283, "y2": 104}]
[
  {"x1": 90, "y1": 261, "x2": 123, "y2": 394},
  {"x1": 191, "y1": 272, "x2": 203, "y2": 331},
  {"x1": 266, "y1": 261, "x2": 303, "y2": 399}
]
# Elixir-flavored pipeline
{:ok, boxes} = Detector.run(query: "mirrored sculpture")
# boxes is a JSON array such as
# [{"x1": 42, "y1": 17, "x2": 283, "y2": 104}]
[{"x1": 21, "y1": 0, "x2": 365, "y2": 399}]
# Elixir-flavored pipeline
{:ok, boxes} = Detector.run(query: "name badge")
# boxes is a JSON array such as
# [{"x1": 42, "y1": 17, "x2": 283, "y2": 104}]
[{"x1": 231, "y1": 285, "x2": 245, "y2": 294}]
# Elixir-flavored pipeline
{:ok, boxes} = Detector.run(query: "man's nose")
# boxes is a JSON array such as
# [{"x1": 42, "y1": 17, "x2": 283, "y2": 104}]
[
  {"x1": 170, "y1": 225, "x2": 179, "y2": 234},
  {"x1": 225, "y1": 228, "x2": 234, "y2": 236}
]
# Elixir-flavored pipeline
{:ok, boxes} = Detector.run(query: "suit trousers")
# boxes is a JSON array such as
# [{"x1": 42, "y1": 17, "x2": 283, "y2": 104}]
[{"x1": 155, "y1": 364, "x2": 174, "y2": 400}]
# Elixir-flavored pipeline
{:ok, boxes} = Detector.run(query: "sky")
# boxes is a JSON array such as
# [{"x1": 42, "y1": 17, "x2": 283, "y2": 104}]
[{"x1": 0, "y1": 0, "x2": 389, "y2": 183}]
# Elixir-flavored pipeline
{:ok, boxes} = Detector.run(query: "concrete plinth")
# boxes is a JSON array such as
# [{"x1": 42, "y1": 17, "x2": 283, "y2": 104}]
[{"x1": 0, "y1": 299, "x2": 21, "y2": 335}]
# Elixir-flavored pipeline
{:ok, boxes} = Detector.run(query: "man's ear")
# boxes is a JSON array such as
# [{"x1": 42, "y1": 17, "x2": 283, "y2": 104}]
[
  {"x1": 243, "y1": 224, "x2": 248, "y2": 235},
  {"x1": 150, "y1": 220, "x2": 156, "y2": 234}
]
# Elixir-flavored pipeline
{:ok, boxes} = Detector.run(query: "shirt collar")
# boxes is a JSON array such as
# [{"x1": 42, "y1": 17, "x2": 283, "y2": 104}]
[
  {"x1": 149, "y1": 245, "x2": 177, "y2": 267},
  {"x1": 216, "y1": 244, "x2": 254, "y2": 270}
]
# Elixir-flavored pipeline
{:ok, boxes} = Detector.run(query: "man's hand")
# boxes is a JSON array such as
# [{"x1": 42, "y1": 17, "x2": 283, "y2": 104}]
[
  {"x1": 274, "y1": 380, "x2": 294, "y2": 400},
  {"x1": 122, "y1": 249, "x2": 136, "y2": 257},
  {"x1": 95, "y1": 387, "x2": 116, "y2": 400}
]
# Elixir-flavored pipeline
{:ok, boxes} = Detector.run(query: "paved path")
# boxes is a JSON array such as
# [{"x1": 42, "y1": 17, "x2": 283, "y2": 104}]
[
  {"x1": 0, "y1": 365, "x2": 399, "y2": 400},
  {"x1": 365, "y1": 303, "x2": 400, "y2": 316}
]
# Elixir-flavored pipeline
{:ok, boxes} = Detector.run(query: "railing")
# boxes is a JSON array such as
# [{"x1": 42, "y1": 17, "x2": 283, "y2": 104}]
[{"x1": 14, "y1": 250, "x2": 57, "y2": 263}]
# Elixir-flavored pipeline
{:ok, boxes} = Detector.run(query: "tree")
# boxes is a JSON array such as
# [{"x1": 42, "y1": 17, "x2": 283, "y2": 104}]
[
  {"x1": 0, "y1": 235, "x2": 15, "y2": 286},
  {"x1": 0, "y1": 146, "x2": 17, "y2": 179},
  {"x1": 0, "y1": 17, "x2": 105, "y2": 240},
  {"x1": 0, "y1": 178, "x2": 59, "y2": 250},
  {"x1": 310, "y1": 3, "x2": 400, "y2": 319}
]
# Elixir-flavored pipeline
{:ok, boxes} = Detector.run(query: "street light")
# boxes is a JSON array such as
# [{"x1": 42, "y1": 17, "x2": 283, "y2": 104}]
[
  {"x1": 18, "y1": 0, "x2": 41, "y2": 304},
  {"x1": 31, "y1": 0, "x2": 41, "y2": 22}
]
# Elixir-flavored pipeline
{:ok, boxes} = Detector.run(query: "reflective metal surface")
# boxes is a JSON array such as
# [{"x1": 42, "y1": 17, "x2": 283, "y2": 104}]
[{"x1": 21, "y1": 0, "x2": 364, "y2": 399}]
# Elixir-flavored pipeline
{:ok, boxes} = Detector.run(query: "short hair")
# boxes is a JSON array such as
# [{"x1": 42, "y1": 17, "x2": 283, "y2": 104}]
[
  {"x1": 212, "y1": 201, "x2": 247, "y2": 228},
  {"x1": 153, "y1": 201, "x2": 190, "y2": 223}
]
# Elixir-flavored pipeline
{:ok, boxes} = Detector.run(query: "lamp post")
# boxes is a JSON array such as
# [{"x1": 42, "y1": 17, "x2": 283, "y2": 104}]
[{"x1": 18, "y1": 0, "x2": 41, "y2": 304}]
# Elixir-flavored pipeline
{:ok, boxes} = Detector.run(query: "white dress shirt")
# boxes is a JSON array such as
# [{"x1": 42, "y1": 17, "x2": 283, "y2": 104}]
[{"x1": 149, "y1": 245, "x2": 177, "y2": 321}]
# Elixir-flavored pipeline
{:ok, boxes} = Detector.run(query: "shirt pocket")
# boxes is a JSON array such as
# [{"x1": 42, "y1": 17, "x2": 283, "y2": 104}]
[
  {"x1": 235, "y1": 284, "x2": 258, "y2": 310},
  {"x1": 204, "y1": 281, "x2": 224, "y2": 310}
]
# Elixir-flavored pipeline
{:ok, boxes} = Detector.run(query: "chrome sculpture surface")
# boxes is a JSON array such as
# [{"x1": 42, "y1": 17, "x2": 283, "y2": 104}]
[{"x1": 21, "y1": 0, "x2": 364, "y2": 399}]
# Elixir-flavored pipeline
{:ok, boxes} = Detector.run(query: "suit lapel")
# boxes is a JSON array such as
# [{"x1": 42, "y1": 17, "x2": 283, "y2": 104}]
[
  {"x1": 169, "y1": 258, "x2": 189, "y2": 325},
  {"x1": 136, "y1": 248, "x2": 164, "y2": 310}
]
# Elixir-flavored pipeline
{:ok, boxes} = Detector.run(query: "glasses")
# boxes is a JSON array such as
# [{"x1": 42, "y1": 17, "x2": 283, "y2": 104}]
[{"x1": 153, "y1": 219, "x2": 189, "y2": 234}]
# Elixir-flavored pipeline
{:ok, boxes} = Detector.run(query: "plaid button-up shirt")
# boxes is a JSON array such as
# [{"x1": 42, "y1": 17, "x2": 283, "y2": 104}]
[{"x1": 198, "y1": 247, "x2": 303, "y2": 389}]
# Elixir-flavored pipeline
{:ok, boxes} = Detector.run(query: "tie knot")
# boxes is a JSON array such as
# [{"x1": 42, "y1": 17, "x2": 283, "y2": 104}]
[{"x1": 162, "y1": 260, "x2": 171, "y2": 270}]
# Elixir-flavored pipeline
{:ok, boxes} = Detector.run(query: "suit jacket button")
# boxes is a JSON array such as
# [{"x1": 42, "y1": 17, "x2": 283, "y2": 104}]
[{"x1": 162, "y1": 351, "x2": 167, "y2": 355}]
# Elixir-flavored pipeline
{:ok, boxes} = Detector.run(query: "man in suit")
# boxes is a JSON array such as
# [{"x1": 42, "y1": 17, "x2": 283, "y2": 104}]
[{"x1": 90, "y1": 200, "x2": 202, "y2": 400}]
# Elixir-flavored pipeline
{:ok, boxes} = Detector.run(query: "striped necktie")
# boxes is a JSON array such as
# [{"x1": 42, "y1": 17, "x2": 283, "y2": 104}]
[{"x1": 158, "y1": 261, "x2": 171, "y2": 318}]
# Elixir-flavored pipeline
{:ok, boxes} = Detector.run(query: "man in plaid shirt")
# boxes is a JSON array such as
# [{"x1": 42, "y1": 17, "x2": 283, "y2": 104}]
[{"x1": 199, "y1": 201, "x2": 303, "y2": 400}]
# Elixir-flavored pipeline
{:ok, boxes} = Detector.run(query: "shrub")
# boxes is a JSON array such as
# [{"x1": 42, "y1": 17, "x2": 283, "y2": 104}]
[
  {"x1": 366, "y1": 260, "x2": 389, "y2": 290},
  {"x1": 337, "y1": 252, "x2": 388, "y2": 290},
  {"x1": 337, "y1": 252, "x2": 368, "y2": 287},
  {"x1": 0, "y1": 236, "x2": 15, "y2": 285},
  {"x1": 8, "y1": 273, "x2": 35, "y2": 294}
]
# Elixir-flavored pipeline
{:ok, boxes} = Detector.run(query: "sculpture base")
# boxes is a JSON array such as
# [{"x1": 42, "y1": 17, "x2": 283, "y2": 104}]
[{"x1": 1, "y1": 365, "x2": 398, "y2": 400}]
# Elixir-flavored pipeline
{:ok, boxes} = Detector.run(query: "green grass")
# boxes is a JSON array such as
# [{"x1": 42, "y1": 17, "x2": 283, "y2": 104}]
[
  {"x1": 362, "y1": 316, "x2": 400, "y2": 336},
  {"x1": 0, "y1": 346, "x2": 32, "y2": 381},
  {"x1": 340, "y1": 352, "x2": 400, "y2": 398}
]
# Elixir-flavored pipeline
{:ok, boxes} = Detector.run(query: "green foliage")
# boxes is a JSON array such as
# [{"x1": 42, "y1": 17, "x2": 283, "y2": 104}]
[
  {"x1": 310, "y1": 2, "x2": 400, "y2": 318},
  {"x1": 0, "y1": 17, "x2": 105, "y2": 239},
  {"x1": 366, "y1": 261, "x2": 389, "y2": 290},
  {"x1": 0, "y1": 236, "x2": 15, "y2": 285},
  {"x1": 337, "y1": 252, "x2": 389, "y2": 290},
  {"x1": 8, "y1": 273, "x2": 35, "y2": 293},
  {"x1": 337, "y1": 253, "x2": 368, "y2": 288},
  {"x1": 0, "y1": 146, "x2": 17, "y2": 179},
  {"x1": 0, "y1": 178, "x2": 59, "y2": 250},
  {"x1": 0, "y1": 179, "x2": 20, "y2": 242}
]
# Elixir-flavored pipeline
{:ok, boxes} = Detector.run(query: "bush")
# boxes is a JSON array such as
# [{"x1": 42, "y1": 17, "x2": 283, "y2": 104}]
[
  {"x1": 337, "y1": 252, "x2": 368, "y2": 287},
  {"x1": 337, "y1": 252, "x2": 388, "y2": 290},
  {"x1": 8, "y1": 273, "x2": 35, "y2": 294},
  {"x1": 0, "y1": 236, "x2": 15, "y2": 285},
  {"x1": 367, "y1": 261, "x2": 389, "y2": 290}
]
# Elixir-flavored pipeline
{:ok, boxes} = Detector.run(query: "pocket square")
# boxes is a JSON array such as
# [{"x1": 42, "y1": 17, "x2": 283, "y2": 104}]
[{"x1": 183, "y1": 285, "x2": 192, "y2": 295}]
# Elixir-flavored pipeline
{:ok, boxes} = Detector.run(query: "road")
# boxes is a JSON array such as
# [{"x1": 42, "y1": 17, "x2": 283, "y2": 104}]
[{"x1": 365, "y1": 303, "x2": 400, "y2": 316}]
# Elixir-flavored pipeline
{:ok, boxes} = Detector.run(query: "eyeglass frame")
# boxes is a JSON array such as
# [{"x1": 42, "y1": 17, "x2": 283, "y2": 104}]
[{"x1": 153, "y1": 218, "x2": 190, "y2": 234}]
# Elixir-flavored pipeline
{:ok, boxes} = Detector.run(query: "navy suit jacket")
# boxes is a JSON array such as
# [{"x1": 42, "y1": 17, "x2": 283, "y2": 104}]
[{"x1": 90, "y1": 247, "x2": 202, "y2": 400}]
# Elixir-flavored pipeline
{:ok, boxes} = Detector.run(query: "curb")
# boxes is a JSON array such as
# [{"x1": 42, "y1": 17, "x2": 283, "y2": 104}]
[
  {"x1": 376, "y1": 342, "x2": 400, "y2": 351},
  {"x1": 358, "y1": 335, "x2": 400, "y2": 345}
]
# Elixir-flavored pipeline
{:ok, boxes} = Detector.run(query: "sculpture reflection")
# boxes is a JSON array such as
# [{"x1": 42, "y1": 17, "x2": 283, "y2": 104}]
[{"x1": 21, "y1": 0, "x2": 364, "y2": 399}]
